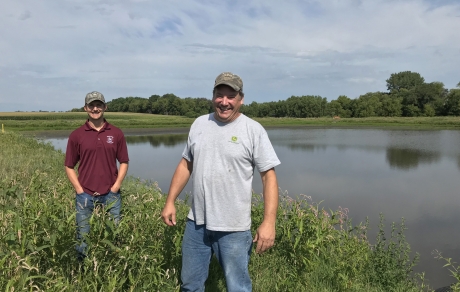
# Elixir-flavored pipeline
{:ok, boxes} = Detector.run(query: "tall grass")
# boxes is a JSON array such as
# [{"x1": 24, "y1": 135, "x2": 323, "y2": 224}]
[{"x1": 0, "y1": 132, "x2": 441, "y2": 291}]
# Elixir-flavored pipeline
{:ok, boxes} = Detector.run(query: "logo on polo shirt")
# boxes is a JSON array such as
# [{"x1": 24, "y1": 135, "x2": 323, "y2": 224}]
[
  {"x1": 106, "y1": 136, "x2": 114, "y2": 144},
  {"x1": 229, "y1": 136, "x2": 239, "y2": 144}
]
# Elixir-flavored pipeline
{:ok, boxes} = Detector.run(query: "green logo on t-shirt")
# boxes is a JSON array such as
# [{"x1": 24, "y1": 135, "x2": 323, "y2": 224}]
[{"x1": 231, "y1": 136, "x2": 238, "y2": 142}]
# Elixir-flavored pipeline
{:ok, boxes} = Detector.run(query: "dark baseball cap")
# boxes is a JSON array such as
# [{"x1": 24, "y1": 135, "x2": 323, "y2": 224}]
[
  {"x1": 214, "y1": 72, "x2": 243, "y2": 93},
  {"x1": 85, "y1": 91, "x2": 105, "y2": 104}
]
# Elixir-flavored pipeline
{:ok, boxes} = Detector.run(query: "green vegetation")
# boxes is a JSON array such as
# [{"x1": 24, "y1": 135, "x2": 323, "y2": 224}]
[
  {"x1": 2, "y1": 112, "x2": 460, "y2": 133},
  {"x1": 2, "y1": 131, "x2": 453, "y2": 291},
  {"x1": 258, "y1": 116, "x2": 460, "y2": 129},
  {"x1": 0, "y1": 112, "x2": 193, "y2": 132},
  {"x1": 64, "y1": 71, "x2": 460, "y2": 120}
]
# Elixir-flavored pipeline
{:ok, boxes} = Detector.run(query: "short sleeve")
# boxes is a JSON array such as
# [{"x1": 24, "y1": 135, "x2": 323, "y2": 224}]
[
  {"x1": 65, "y1": 133, "x2": 79, "y2": 168},
  {"x1": 182, "y1": 134, "x2": 193, "y2": 162},
  {"x1": 116, "y1": 132, "x2": 130, "y2": 163},
  {"x1": 253, "y1": 127, "x2": 280, "y2": 172}
]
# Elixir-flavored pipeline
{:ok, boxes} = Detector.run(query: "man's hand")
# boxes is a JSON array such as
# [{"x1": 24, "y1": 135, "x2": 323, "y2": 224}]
[
  {"x1": 110, "y1": 183, "x2": 120, "y2": 193},
  {"x1": 253, "y1": 221, "x2": 276, "y2": 254},
  {"x1": 161, "y1": 158, "x2": 192, "y2": 227},
  {"x1": 161, "y1": 202, "x2": 177, "y2": 226},
  {"x1": 65, "y1": 166, "x2": 84, "y2": 194},
  {"x1": 111, "y1": 162, "x2": 128, "y2": 193}
]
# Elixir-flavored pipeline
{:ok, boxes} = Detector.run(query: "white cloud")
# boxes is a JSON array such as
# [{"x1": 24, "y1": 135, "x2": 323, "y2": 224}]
[{"x1": 0, "y1": 0, "x2": 459, "y2": 111}]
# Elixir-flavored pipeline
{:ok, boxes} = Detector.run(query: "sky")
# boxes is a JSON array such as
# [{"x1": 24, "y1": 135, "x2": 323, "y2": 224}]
[{"x1": 1, "y1": 0, "x2": 459, "y2": 112}]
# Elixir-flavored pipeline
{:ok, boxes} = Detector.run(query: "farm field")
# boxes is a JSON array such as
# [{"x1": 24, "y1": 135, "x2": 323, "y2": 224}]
[{"x1": 1, "y1": 112, "x2": 460, "y2": 132}]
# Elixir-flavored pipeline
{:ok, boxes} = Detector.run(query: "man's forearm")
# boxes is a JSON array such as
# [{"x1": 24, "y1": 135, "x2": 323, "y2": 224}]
[
  {"x1": 261, "y1": 168, "x2": 279, "y2": 224},
  {"x1": 166, "y1": 158, "x2": 193, "y2": 204},
  {"x1": 112, "y1": 162, "x2": 129, "y2": 192},
  {"x1": 65, "y1": 166, "x2": 84, "y2": 194},
  {"x1": 161, "y1": 158, "x2": 193, "y2": 226}
]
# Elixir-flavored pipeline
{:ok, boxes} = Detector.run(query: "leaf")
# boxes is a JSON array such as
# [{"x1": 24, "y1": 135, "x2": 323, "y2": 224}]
[
  {"x1": 102, "y1": 239, "x2": 118, "y2": 251},
  {"x1": 35, "y1": 245, "x2": 51, "y2": 252}
]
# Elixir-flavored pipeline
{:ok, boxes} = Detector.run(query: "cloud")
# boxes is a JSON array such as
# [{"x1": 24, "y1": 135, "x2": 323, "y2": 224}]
[
  {"x1": 19, "y1": 10, "x2": 31, "y2": 20},
  {"x1": 1, "y1": 0, "x2": 459, "y2": 111}
]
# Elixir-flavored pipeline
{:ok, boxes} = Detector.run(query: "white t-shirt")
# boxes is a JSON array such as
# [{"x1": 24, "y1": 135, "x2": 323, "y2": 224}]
[{"x1": 182, "y1": 113, "x2": 281, "y2": 231}]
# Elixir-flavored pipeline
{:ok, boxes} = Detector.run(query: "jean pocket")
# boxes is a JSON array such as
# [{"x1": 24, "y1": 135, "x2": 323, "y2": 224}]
[{"x1": 109, "y1": 189, "x2": 122, "y2": 195}]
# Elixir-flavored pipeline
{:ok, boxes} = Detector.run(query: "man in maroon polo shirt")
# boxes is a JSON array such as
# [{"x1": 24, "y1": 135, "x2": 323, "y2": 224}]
[{"x1": 65, "y1": 91, "x2": 129, "y2": 260}]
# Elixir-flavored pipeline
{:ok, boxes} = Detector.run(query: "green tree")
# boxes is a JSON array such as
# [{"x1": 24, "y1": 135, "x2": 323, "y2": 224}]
[
  {"x1": 149, "y1": 94, "x2": 160, "y2": 104},
  {"x1": 69, "y1": 107, "x2": 84, "y2": 112},
  {"x1": 352, "y1": 92, "x2": 382, "y2": 117},
  {"x1": 274, "y1": 100, "x2": 288, "y2": 117},
  {"x1": 327, "y1": 100, "x2": 343, "y2": 117},
  {"x1": 378, "y1": 94, "x2": 402, "y2": 117},
  {"x1": 152, "y1": 97, "x2": 168, "y2": 115},
  {"x1": 328, "y1": 95, "x2": 352, "y2": 117},
  {"x1": 148, "y1": 95, "x2": 160, "y2": 114},
  {"x1": 285, "y1": 95, "x2": 327, "y2": 118},
  {"x1": 444, "y1": 89, "x2": 460, "y2": 116},
  {"x1": 403, "y1": 104, "x2": 421, "y2": 117},
  {"x1": 423, "y1": 104, "x2": 435, "y2": 117},
  {"x1": 386, "y1": 71, "x2": 425, "y2": 93},
  {"x1": 414, "y1": 82, "x2": 446, "y2": 113},
  {"x1": 127, "y1": 98, "x2": 150, "y2": 113},
  {"x1": 241, "y1": 102, "x2": 259, "y2": 117},
  {"x1": 107, "y1": 97, "x2": 129, "y2": 112},
  {"x1": 165, "y1": 94, "x2": 183, "y2": 116},
  {"x1": 195, "y1": 98, "x2": 212, "y2": 115}
]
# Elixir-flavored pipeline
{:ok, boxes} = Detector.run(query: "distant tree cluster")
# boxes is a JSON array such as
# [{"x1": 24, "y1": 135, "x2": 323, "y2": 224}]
[
  {"x1": 242, "y1": 72, "x2": 460, "y2": 118},
  {"x1": 69, "y1": 72, "x2": 460, "y2": 118},
  {"x1": 107, "y1": 94, "x2": 212, "y2": 118}
]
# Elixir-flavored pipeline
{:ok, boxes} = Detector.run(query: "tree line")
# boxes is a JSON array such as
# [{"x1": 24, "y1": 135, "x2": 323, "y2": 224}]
[{"x1": 70, "y1": 71, "x2": 460, "y2": 118}]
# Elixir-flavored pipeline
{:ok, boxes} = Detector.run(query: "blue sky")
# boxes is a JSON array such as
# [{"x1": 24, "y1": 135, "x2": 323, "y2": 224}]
[{"x1": 1, "y1": 0, "x2": 459, "y2": 112}]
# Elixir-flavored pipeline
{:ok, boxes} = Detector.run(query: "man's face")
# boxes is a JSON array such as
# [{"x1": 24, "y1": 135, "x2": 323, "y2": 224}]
[
  {"x1": 84, "y1": 100, "x2": 107, "y2": 120},
  {"x1": 212, "y1": 85, "x2": 243, "y2": 123}
]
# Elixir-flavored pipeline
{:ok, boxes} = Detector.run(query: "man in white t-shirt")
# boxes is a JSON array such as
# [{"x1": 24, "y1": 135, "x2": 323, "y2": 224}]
[{"x1": 161, "y1": 72, "x2": 280, "y2": 292}]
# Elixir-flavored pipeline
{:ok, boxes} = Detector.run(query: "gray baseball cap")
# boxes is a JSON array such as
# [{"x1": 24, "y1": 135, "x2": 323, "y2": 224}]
[
  {"x1": 85, "y1": 91, "x2": 105, "y2": 104},
  {"x1": 214, "y1": 72, "x2": 243, "y2": 93}
]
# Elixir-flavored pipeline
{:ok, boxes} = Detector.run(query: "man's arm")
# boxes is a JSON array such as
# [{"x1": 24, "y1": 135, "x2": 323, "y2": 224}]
[
  {"x1": 65, "y1": 166, "x2": 84, "y2": 194},
  {"x1": 110, "y1": 162, "x2": 129, "y2": 193},
  {"x1": 253, "y1": 167, "x2": 279, "y2": 254},
  {"x1": 161, "y1": 158, "x2": 193, "y2": 226}
]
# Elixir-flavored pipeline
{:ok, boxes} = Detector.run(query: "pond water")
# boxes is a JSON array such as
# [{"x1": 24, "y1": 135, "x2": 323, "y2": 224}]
[{"x1": 44, "y1": 127, "x2": 460, "y2": 289}]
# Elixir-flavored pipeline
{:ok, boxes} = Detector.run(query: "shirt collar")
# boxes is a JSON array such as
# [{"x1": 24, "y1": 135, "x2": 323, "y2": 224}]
[{"x1": 84, "y1": 119, "x2": 111, "y2": 131}]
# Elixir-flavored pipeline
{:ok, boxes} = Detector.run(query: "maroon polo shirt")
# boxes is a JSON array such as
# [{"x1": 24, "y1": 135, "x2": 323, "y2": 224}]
[{"x1": 65, "y1": 120, "x2": 129, "y2": 195}]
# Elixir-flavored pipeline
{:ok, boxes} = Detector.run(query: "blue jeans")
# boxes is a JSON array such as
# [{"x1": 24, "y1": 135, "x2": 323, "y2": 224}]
[
  {"x1": 181, "y1": 219, "x2": 253, "y2": 292},
  {"x1": 75, "y1": 191, "x2": 121, "y2": 260}
]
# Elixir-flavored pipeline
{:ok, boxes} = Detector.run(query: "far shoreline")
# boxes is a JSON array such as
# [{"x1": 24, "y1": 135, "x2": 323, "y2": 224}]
[
  {"x1": 25, "y1": 123, "x2": 460, "y2": 140},
  {"x1": 25, "y1": 127, "x2": 191, "y2": 139},
  {"x1": 3, "y1": 112, "x2": 460, "y2": 137}
]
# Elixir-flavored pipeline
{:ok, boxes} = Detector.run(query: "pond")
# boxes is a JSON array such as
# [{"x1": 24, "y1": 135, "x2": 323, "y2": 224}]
[{"x1": 44, "y1": 127, "x2": 460, "y2": 289}]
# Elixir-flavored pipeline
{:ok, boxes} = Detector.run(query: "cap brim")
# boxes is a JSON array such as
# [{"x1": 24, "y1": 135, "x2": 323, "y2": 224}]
[
  {"x1": 86, "y1": 99, "x2": 106, "y2": 104},
  {"x1": 214, "y1": 82, "x2": 240, "y2": 92}
]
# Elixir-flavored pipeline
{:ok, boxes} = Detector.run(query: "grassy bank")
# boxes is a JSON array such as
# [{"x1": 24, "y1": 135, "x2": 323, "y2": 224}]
[
  {"x1": 0, "y1": 112, "x2": 193, "y2": 132},
  {"x1": 0, "y1": 131, "x2": 448, "y2": 291},
  {"x1": 1, "y1": 112, "x2": 460, "y2": 132}
]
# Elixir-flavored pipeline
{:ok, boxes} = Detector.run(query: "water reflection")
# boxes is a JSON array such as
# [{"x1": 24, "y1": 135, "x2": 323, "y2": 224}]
[
  {"x1": 283, "y1": 144, "x2": 327, "y2": 151},
  {"x1": 386, "y1": 148, "x2": 441, "y2": 170},
  {"x1": 126, "y1": 134, "x2": 188, "y2": 147},
  {"x1": 43, "y1": 128, "x2": 460, "y2": 289}
]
